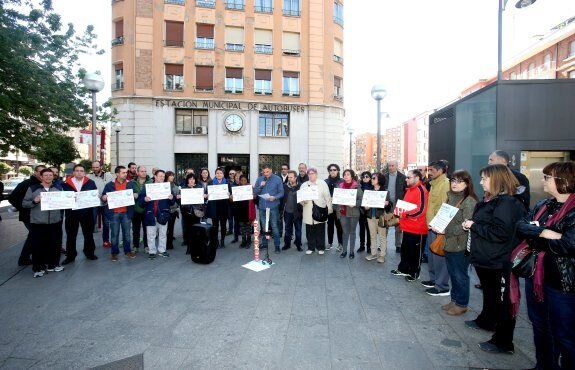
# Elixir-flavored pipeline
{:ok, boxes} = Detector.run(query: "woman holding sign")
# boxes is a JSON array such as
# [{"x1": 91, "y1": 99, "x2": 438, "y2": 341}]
[
  {"x1": 335, "y1": 169, "x2": 364, "y2": 259},
  {"x1": 434, "y1": 170, "x2": 477, "y2": 316},
  {"x1": 364, "y1": 173, "x2": 391, "y2": 263},
  {"x1": 301, "y1": 167, "x2": 332, "y2": 255},
  {"x1": 206, "y1": 167, "x2": 230, "y2": 249}
]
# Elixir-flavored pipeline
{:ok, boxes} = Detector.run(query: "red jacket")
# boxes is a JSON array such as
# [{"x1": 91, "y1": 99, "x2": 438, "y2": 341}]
[{"x1": 399, "y1": 181, "x2": 428, "y2": 235}]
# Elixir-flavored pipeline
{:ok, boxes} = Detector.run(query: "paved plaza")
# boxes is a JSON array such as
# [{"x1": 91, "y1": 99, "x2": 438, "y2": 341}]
[{"x1": 0, "y1": 208, "x2": 537, "y2": 369}]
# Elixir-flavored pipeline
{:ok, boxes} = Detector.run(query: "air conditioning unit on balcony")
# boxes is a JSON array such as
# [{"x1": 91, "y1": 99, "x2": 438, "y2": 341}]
[{"x1": 195, "y1": 126, "x2": 208, "y2": 135}]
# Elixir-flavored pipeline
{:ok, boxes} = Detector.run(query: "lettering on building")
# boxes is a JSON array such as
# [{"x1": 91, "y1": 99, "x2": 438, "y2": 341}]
[{"x1": 155, "y1": 99, "x2": 305, "y2": 113}]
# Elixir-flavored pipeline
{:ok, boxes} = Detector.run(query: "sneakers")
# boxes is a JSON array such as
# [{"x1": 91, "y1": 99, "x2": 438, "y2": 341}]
[
  {"x1": 390, "y1": 269, "x2": 409, "y2": 277},
  {"x1": 149, "y1": 253, "x2": 157, "y2": 259},
  {"x1": 405, "y1": 273, "x2": 420, "y2": 282},
  {"x1": 158, "y1": 252, "x2": 169, "y2": 257},
  {"x1": 336, "y1": 244, "x2": 343, "y2": 252},
  {"x1": 103, "y1": 241, "x2": 112, "y2": 248},
  {"x1": 377, "y1": 256, "x2": 385, "y2": 263},
  {"x1": 421, "y1": 280, "x2": 435, "y2": 288},
  {"x1": 426, "y1": 288, "x2": 450, "y2": 296},
  {"x1": 305, "y1": 250, "x2": 314, "y2": 255},
  {"x1": 365, "y1": 255, "x2": 378, "y2": 261},
  {"x1": 318, "y1": 250, "x2": 325, "y2": 255},
  {"x1": 33, "y1": 271, "x2": 45, "y2": 278},
  {"x1": 125, "y1": 251, "x2": 137, "y2": 259},
  {"x1": 46, "y1": 266, "x2": 64, "y2": 272},
  {"x1": 111, "y1": 255, "x2": 119, "y2": 262}
]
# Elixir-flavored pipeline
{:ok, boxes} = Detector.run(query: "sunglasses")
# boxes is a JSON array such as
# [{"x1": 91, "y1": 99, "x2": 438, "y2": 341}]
[
  {"x1": 371, "y1": 177, "x2": 377, "y2": 180},
  {"x1": 229, "y1": 173, "x2": 236, "y2": 175},
  {"x1": 363, "y1": 175, "x2": 370, "y2": 178},
  {"x1": 329, "y1": 169, "x2": 338, "y2": 172}
]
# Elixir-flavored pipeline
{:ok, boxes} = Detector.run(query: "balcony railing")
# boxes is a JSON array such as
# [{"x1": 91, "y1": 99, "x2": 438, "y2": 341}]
[
  {"x1": 165, "y1": 0, "x2": 185, "y2": 4},
  {"x1": 333, "y1": 54, "x2": 343, "y2": 64},
  {"x1": 113, "y1": 81, "x2": 124, "y2": 90},
  {"x1": 283, "y1": 8, "x2": 300, "y2": 16},
  {"x1": 195, "y1": 86, "x2": 214, "y2": 92},
  {"x1": 255, "y1": 5, "x2": 273, "y2": 13},
  {"x1": 225, "y1": 43, "x2": 245, "y2": 52},
  {"x1": 225, "y1": 2, "x2": 245, "y2": 10},
  {"x1": 195, "y1": 38, "x2": 215, "y2": 49},
  {"x1": 333, "y1": 16, "x2": 343, "y2": 26},
  {"x1": 282, "y1": 90, "x2": 300, "y2": 97},
  {"x1": 254, "y1": 88, "x2": 272, "y2": 95},
  {"x1": 111, "y1": 36, "x2": 124, "y2": 46},
  {"x1": 254, "y1": 44, "x2": 273, "y2": 54},
  {"x1": 282, "y1": 49, "x2": 300, "y2": 56},
  {"x1": 196, "y1": 0, "x2": 215, "y2": 8}
]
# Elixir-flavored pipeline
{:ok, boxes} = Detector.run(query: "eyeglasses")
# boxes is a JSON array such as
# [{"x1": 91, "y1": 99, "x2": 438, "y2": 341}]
[
  {"x1": 450, "y1": 179, "x2": 465, "y2": 184},
  {"x1": 543, "y1": 174, "x2": 563, "y2": 181},
  {"x1": 371, "y1": 177, "x2": 377, "y2": 180},
  {"x1": 329, "y1": 169, "x2": 338, "y2": 172}
]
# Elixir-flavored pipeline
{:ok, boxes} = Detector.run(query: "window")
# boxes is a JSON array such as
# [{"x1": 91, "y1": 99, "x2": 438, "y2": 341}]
[
  {"x1": 225, "y1": 27, "x2": 244, "y2": 52},
  {"x1": 114, "y1": 63, "x2": 124, "y2": 90},
  {"x1": 569, "y1": 70, "x2": 575, "y2": 79},
  {"x1": 282, "y1": 32, "x2": 300, "y2": 56},
  {"x1": 570, "y1": 40, "x2": 575, "y2": 58},
  {"x1": 282, "y1": 71, "x2": 299, "y2": 96},
  {"x1": 165, "y1": 64, "x2": 184, "y2": 90},
  {"x1": 165, "y1": 0, "x2": 185, "y2": 4},
  {"x1": 196, "y1": 0, "x2": 215, "y2": 8},
  {"x1": 334, "y1": 76, "x2": 342, "y2": 99},
  {"x1": 259, "y1": 113, "x2": 289, "y2": 137},
  {"x1": 195, "y1": 65, "x2": 214, "y2": 91},
  {"x1": 283, "y1": 0, "x2": 300, "y2": 16},
  {"x1": 509, "y1": 71, "x2": 517, "y2": 80},
  {"x1": 334, "y1": 1, "x2": 343, "y2": 26},
  {"x1": 528, "y1": 62, "x2": 535, "y2": 78},
  {"x1": 254, "y1": 69, "x2": 272, "y2": 95},
  {"x1": 196, "y1": 24, "x2": 214, "y2": 49},
  {"x1": 255, "y1": 29, "x2": 273, "y2": 54},
  {"x1": 226, "y1": 0, "x2": 244, "y2": 10},
  {"x1": 334, "y1": 38, "x2": 343, "y2": 63},
  {"x1": 165, "y1": 21, "x2": 184, "y2": 47},
  {"x1": 255, "y1": 0, "x2": 272, "y2": 13},
  {"x1": 543, "y1": 53, "x2": 551, "y2": 69},
  {"x1": 175, "y1": 110, "x2": 208, "y2": 135},
  {"x1": 112, "y1": 19, "x2": 124, "y2": 46},
  {"x1": 225, "y1": 68, "x2": 243, "y2": 93}
]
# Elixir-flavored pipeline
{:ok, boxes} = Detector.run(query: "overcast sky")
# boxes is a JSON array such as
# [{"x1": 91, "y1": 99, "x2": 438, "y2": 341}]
[{"x1": 51, "y1": 0, "x2": 575, "y2": 133}]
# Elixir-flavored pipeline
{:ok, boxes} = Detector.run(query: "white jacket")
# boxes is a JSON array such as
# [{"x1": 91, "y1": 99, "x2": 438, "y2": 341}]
[{"x1": 300, "y1": 179, "x2": 333, "y2": 225}]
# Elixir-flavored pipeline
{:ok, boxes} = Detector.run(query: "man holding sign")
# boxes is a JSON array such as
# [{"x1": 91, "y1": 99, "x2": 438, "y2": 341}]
[
  {"x1": 102, "y1": 166, "x2": 137, "y2": 262},
  {"x1": 61, "y1": 164, "x2": 99, "y2": 265}
]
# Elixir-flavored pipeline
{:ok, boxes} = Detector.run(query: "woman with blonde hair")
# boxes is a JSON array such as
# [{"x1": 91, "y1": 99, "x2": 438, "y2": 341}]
[{"x1": 462, "y1": 164, "x2": 526, "y2": 354}]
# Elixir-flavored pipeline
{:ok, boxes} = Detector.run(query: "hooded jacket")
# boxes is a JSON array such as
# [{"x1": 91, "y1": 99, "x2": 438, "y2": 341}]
[
  {"x1": 399, "y1": 181, "x2": 428, "y2": 235},
  {"x1": 62, "y1": 176, "x2": 98, "y2": 218},
  {"x1": 22, "y1": 183, "x2": 63, "y2": 224}
]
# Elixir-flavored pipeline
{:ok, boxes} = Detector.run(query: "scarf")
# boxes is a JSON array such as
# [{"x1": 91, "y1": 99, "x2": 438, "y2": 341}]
[
  {"x1": 510, "y1": 193, "x2": 575, "y2": 318},
  {"x1": 339, "y1": 180, "x2": 358, "y2": 216}
]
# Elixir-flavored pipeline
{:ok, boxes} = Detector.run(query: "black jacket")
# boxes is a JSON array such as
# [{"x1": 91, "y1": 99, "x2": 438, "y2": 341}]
[
  {"x1": 385, "y1": 171, "x2": 406, "y2": 203},
  {"x1": 511, "y1": 169, "x2": 530, "y2": 211},
  {"x1": 282, "y1": 182, "x2": 302, "y2": 218},
  {"x1": 516, "y1": 198, "x2": 575, "y2": 292},
  {"x1": 325, "y1": 176, "x2": 343, "y2": 197},
  {"x1": 469, "y1": 194, "x2": 526, "y2": 269},
  {"x1": 8, "y1": 175, "x2": 41, "y2": 223}
]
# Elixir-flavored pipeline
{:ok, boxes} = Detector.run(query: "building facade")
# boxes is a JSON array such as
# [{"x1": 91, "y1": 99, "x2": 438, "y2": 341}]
[{"x1": 110, "y1": 0, "x2": 345, "y2": 181}]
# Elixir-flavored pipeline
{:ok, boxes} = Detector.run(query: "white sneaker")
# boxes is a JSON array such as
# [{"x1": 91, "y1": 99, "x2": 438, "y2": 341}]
[
  {"x1": 33, "y1": 271, "x2": 44, "y2": 278},
  {"x1": 305, "y1": 250, "x2": 314, "y2": 255},
  {"x1": 46, "y1": 266, "x2": 64, "y2": 272},
  {"x1": 336, "y1": 244, "x2": 343, "y2": 252},
  {"x1": 318, "y1": 250, "x2": 325, "y2": 255},
  {"x1": 326, "y1": 244, "x2": 332, "y2": 251}
]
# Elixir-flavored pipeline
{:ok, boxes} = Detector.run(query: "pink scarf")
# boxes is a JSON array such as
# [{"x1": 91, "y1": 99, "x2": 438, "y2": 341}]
[
  {"x1": 510, "y1": 193, "x2": 575, "y2": 318},
  {"x1": 339, "y1": 180, "x2": 358, "y2": 216}
]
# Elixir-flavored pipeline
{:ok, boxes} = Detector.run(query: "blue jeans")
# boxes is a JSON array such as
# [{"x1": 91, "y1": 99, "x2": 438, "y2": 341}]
[
  {"x1": 109, "y1": 212, "x2": 132, "y2": 255},
  {"x1": 259, "y1": 207, "x2": 280, "y2": 249},
  {"x1": 445, "y1": 250, "x2": 470, "y2": 307},
  {"x1": 526, "y1": 279, "x2": 575, "y2": 370},
  {"x1": 283, "y1": 212, "x2": 302, "y2": 247}
]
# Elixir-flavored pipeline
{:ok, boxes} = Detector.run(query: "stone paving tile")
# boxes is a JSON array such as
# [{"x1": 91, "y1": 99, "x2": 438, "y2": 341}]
[
  {"x1": 373, "y1": 339, "x2": 436, "y2": 370},
  {"x1": 0, "y1": 357, "x2": 38, "y2": 370},
  {"x1": 143, "y1": 346, "x2": 191, "y2": 370}
]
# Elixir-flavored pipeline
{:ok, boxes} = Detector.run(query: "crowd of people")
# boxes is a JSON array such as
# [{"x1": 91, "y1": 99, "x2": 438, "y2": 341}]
[{"x1": 6, "y1": 150, "x2": 575, "y2": 369}]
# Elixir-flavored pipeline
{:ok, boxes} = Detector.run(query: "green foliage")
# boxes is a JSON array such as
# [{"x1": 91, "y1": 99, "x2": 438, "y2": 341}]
[
  {"x1": 32, "y1": 132, "x2": 79, "y2": 168},
  {"x1": 79, "y1": 159, "x2": 92, "y2": 171},
  {"x1": 18, "y1": 165, "x2": 33, "y2": 177},
  {"x1": 0, "y1": 162, "x2": 13, "y2": 176},
  {"x1": 0, "y1": 0, "x2": 109, "y2": 154}
]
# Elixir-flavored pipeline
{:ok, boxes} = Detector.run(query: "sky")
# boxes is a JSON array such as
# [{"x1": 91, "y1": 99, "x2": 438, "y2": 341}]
[{"x1": 50, "y1": 0, "x2": 575, "y2": 133}]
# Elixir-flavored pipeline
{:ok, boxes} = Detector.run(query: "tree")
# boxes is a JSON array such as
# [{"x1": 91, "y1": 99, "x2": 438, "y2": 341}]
[
  {"x1": 0, "y1": 162, "x2": 12, "y2": 176},
  {"x1": 32, "y1": 132, "x2": 79, "y2": 169},
  {"x1": 0, "y1": 0, "x2": 108, "y2": 154},
  {"x1": 18, "y1": 165, "x2": 32, "y2": 177},
  {"x1": 79, "y1": 159, "x2": 92, "y2": 171}
]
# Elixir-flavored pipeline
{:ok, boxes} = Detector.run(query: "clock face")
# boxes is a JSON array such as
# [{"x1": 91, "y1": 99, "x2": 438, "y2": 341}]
[{"x1": 225, "y1": 114, "x2": 244, "y2": 132}]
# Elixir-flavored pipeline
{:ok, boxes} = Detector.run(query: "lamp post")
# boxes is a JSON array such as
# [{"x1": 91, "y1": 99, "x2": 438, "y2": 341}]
[
  {"x1": 347, "y1": 127, "x2": 354, "y2": 169},
  {"x1": 371, "y1": 85, "x2": 387, "y2": 173},
  {"x1": 498, "y1": 0, "x2": 537, "y2": 81},
  {"x1": 113, "y1": 122, "x2": 122, "y2": 168},
  {"x1": 82, "y1": 73, "x2": 105, "y2": 161}
]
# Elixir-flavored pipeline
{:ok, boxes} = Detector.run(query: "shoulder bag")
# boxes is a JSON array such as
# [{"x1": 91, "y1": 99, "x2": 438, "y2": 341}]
[
  {"x1": 429, "y1": 197, "x2": 465, "y2": 256},
  {"x1": 312, "y1": 201, "x2": 328, "y2": 222}
]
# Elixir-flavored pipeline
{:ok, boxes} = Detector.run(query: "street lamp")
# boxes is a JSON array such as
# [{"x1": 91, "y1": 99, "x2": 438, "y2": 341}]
[
  {"x1": 83, "y1": 72, "x2": 105, "y2": 161},
  {"x1": 497, "y1": 0, "x2": 536, "y2": 81},
  {"x1": 371, "y1": 85, "x2": 386, "y2": 173},
  {"x1": 347, "y1": 127, "x2": 354, "y2": 169},
  {"x1": 113, "y1": 122, "x2": 122, "y2": 168}
]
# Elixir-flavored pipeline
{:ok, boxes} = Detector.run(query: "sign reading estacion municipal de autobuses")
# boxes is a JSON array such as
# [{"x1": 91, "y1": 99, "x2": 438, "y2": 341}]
[{"x1": 155, "y1": 99, "x2": 305, "y2": 113}]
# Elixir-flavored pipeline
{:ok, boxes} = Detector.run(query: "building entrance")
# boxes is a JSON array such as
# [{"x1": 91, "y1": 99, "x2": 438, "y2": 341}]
[{"x1": 218, "y1": 154, "x2": 250, "y2": 181}]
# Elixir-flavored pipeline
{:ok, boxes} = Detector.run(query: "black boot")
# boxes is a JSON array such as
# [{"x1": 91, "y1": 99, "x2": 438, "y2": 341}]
[
  {"x1": 357, "y1": 244, "x2": 365, "y2": 253},
  {"x1": 240, "y1": 236, "x2": 246, "y2": 248},
  {"x1": 232, "y1": 236, "x2": 239, "y2": 243}
]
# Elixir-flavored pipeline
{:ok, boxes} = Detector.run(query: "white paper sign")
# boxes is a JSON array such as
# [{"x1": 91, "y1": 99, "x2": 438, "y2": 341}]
[
  {"x1": 232, "y1": 185, "x2": 254, "y2": 202},
  {"x1": 145, "y1": 183, "x2": 171, "y2": 200},
  {"x1": 297, "y1": 185, "x2": 318, "y2": 203},
  {"x1": 395, "y1": 199, "x2": 417, "y2": 212},
  {"x1": 361, "y1": 190, "x2": 388, "y2": 208},
  {"x1": 180, "y1": 188, "x2": 205, "y2": 205},
  {"x1": 429, "y1": 203, "x2": 460, "y2": 233},
  {"x1": 40, "y1": 191, "x2": 76, "y2": 211},
  {"x1": 107, "y1": 189, "x2": 135, "y2": 209},
  {"x1": 74, "y1": 190, "x2": 101, "y2": 210},
  {"x1": 332, "y1": 188, "x2": 357, "y2": 206},
  {"x1": 208, "y1": 184, "x2": 229, "y2": 200}
]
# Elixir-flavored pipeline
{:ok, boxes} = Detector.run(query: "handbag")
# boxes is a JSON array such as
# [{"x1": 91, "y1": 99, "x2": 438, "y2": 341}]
[
  {"x1": 157, "y1": 209, "x2": 171, "y2": 225},
  {"x1": 312, "y1": 201, "x2": 328, "y2": 222},
  {"x1": 511, "y1": 241, "x2": 538, "y2": 278},
  {"x1": 381, "y1": 211, "x2": 399, "y2": 228},
  {"x1": 429, "y1": 234, "x2": 446, "y2": 256},
  {"x1": 192, "y1": 205, "x2": 205, "y2": 218}
]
